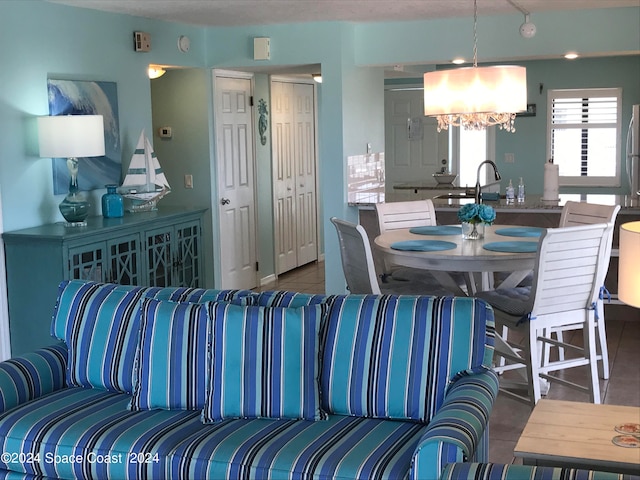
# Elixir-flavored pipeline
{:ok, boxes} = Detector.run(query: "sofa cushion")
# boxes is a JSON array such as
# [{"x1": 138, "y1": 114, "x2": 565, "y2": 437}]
[
  {"x1": 51, "y1": 280, "x2": 146, "y2": 393},
  {"x1": 203, "y1": 303, "x2": 326, "y2": 422},
  {"x1": 321, "y1": 294, "x2": 494, "y2": 423},
  {"x1": 0, "y1": 387, "x2": 427, "y2": 480},
  {"x1": 130, "y1": 299, "x2": 210, "y2": 411}
]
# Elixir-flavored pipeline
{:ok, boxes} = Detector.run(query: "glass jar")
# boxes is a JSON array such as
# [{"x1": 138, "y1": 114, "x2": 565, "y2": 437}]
[
  {"x1": 101, "y1": 184, "x2": 124, "y2": 218},
  {"x1": 461, "y1": 221, "x2": 485, "y2": 240}
]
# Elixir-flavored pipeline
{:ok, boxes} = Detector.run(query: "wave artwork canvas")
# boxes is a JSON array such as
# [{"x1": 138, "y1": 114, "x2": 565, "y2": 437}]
[{"x1": 48, "y1": 79, "x2": 121, "y2": 194}]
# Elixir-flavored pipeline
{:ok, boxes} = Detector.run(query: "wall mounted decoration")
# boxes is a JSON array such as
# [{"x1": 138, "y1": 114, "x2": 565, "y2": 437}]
[
  {"x1": 48, "y1": 79, "x2": 121, "y2": 195},
  {"x1": 258, "y1": 99, "x2": 268, "y2": 146}
]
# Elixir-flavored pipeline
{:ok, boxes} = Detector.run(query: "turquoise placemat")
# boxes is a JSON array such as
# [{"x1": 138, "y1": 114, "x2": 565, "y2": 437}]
[
  {"x1": 495, "y1": 227, "x2": 543, "y2": 238},
  {"x1": 391, "y1": 240, "x2": 457, "y2": 252},
  {"x1": 409, "y1": 226, "x2": 462, "y2": 235},
  {"x1": 483, "y1": 241, "x2": 538, "y2": 253}
]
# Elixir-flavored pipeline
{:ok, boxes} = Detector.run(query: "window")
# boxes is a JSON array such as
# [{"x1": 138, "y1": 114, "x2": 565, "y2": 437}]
[
  {"x1": 548, "y1": 88, "x2": 621, "y2": 187},
  {"x1": 450, "y1": 127, "x2": 495, "y2": 189}
]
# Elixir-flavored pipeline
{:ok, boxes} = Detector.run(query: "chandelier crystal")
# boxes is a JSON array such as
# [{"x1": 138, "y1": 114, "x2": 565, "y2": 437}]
[{"x1": 423, "y1": 0, "x2": 527, "y2": 132}]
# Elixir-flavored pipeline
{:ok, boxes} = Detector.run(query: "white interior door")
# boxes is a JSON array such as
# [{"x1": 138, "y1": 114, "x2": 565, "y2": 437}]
[
  {"x1": 293, "y1": 83, "x2": 318, "y2": 266},
  {"x1": 384, "y1": 89, "x2": 448, "y2": 186},
  {"x1": 215, "y1": 74, "x2": 257, "y2": 289},
  {"x1": 272, "y1": 81, "x2": 298, "y2": 273},
  {"x1": 272, "y1": 80, "x2": 318, "y2": 275}
]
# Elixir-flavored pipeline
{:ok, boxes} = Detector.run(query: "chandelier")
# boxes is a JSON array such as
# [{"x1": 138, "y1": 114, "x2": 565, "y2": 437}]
[{"x1": 423, "y1": 0, "x2": 527, "y2": 132}]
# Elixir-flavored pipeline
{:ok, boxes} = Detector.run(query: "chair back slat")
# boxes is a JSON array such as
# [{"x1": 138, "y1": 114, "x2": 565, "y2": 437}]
[
  {"x1": 531, "y1": 223, "x2": 613, "y2": 316},
  {"x1": 375, "y1": 200, "x2": 437, "y2": 233}
]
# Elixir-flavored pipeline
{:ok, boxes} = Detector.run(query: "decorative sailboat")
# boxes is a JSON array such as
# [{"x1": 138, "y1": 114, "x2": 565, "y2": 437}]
[{"x1": 121, "y1": 130, "x2": 170, "y2": 212}]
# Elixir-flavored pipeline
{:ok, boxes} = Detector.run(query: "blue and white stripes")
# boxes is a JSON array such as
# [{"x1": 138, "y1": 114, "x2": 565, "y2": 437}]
[{"x1": 203, "y1": 303, "x2": 326, "y2": 422}]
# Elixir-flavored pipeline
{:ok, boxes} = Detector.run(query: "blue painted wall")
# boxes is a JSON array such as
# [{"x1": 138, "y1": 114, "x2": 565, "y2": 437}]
[{"x1": 0, "y1": 1, "x2": 638, "y2": 296}]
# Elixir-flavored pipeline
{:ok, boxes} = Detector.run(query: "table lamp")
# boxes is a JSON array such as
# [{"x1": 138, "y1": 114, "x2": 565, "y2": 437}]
[
  {"x1": 38, "y1": 115, "x2": 105, "y2": 226},
  {"x1": 618, "y1": 221, "x2": 640, "y2": 308}
]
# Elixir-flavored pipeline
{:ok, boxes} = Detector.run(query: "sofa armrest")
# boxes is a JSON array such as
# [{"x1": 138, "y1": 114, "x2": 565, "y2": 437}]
[
  {"x1": 440, "y1": 463, "x2": 639, "y2": 480},
  {"x1": 410, "y1": 369, "x2": 499, "y2": 480},
  {"x1": 0, "y1": 344, "x2": 67, "y2": 413}
]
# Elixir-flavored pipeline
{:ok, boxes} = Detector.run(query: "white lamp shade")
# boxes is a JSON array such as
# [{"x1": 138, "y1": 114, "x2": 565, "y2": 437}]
[
  {"x1": 619, "y1": 221, "x2": 640, "y2": 308},
  {"x1": 424, "y1": 65, "x2": 527, "y2": 116},
  {"x1": 38, "y1": 115, "x2": 105, "y2": 158}
]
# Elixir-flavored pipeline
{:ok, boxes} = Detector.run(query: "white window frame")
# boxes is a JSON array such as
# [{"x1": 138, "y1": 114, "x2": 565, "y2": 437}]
[
  {"x1": 450, "y1": 126, "x2": 496, "y2": 189},
  {"x1": 547, "y1": 88, "x2": 622, "y2": 188}
]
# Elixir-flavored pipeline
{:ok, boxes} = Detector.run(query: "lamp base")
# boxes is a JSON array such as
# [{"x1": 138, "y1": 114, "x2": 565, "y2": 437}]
[{"x1": 59, "y1": 192, "x2": 90, "y2": 226}]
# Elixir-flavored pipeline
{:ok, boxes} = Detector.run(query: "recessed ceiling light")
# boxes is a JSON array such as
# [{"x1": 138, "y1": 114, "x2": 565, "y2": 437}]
[
  {"x1": 564, "y1": 52, "x2": 579, "y2": 60},
  {"x1": 452, "y1": 58, "x2": 465, "y2": 65}
]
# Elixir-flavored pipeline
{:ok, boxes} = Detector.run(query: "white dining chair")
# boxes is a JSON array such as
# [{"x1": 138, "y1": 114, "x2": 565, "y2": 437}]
[
  {"x1": 373, "y1": 200, "x2": 465, "y2": 290},
  {"x1": 476, "y1": 222, "x2": 614, "y2": 407},
  {"x1": 549, "y1": 202, "x2": 620, "y2": 379},
  {"x1": 330, "y1": 217, "x2": 452, "y2": 295}
]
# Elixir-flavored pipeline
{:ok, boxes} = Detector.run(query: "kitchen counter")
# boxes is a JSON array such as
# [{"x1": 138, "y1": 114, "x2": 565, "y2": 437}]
[{"x1": 351, "y1": 191, "x2": 640, "y2": 213}]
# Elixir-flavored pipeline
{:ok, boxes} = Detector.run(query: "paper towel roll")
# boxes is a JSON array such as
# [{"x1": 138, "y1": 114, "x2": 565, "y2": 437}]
[{"x1": 542, "y1": 162, "x2": 559, "y2": 201}]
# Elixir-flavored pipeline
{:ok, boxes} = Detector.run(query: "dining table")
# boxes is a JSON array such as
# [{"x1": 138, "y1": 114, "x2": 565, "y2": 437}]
[{"x1": 374, "y1": 224, "x2": 544, "y2": 296}]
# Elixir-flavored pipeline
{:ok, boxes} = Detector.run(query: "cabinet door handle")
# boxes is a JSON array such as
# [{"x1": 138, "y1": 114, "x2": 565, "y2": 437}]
[{"x1": 220, "y1": 198, "x2": 230, "y2": 205}]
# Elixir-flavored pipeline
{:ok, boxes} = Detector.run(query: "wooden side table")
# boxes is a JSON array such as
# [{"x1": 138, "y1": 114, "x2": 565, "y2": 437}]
[{"x1": 514, "y1": 399, "x2": 640, "y2": 475}]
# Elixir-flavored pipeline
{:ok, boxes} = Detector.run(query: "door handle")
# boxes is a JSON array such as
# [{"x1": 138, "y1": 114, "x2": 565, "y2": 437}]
[{"x1": 220, "y1": 198, "x2": 230, "y2": 205}]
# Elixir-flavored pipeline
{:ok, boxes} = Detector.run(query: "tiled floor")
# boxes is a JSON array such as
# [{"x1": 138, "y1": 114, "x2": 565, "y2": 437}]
[{"x1": 259, "y1": 261, "x2": 640, "y2": 464}]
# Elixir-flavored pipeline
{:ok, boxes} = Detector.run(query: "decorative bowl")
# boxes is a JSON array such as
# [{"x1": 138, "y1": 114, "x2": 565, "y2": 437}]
[{"x1": 432, "y1": 173, "x2": 458, "y2": 185}]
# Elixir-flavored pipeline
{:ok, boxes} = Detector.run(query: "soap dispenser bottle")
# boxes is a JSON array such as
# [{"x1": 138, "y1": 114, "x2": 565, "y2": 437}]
[
  {"x1": 506, "y1": 179, "x2": 515, "y2": 204},
  {"x1": 517, "y1": 177, "x2": 525, "y2": 203}
]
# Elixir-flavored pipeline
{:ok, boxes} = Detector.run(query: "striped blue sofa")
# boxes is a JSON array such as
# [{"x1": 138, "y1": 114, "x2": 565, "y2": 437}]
[{"x1": 0, "y1": 281, "x2": 498, "y2": 480}]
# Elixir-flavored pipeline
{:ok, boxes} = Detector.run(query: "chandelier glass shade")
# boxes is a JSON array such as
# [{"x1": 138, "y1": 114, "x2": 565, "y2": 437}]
[
  {"x1": 423, "y1": 0, "x2": 527, "y2": 132},
  {"x1": 424, "y1": 65, "x2": 527, "y2": 132}
]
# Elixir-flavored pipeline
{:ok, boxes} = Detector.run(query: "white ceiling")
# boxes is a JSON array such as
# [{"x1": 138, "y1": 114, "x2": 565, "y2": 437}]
[{"x1": 46, "y1": 0, "x2": 640, "y2": 27}]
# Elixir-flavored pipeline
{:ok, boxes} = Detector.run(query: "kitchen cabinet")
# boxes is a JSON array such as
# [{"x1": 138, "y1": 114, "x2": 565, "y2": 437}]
[{"x1": 2, "y1": 207, "x2": 206, "y2": 355}]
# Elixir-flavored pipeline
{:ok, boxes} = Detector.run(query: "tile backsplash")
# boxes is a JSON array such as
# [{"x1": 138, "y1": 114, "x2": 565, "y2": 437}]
[{"x1": 347, "y1": 153, "x2": 385, "y2": 204}]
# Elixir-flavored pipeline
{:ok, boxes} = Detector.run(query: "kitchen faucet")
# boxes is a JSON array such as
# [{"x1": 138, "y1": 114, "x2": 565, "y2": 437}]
[{"x1": 475, "y1": 160, "x2": 502, "y2": 203}]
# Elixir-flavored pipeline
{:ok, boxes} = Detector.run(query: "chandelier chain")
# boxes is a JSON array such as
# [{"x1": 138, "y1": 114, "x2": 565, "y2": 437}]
[{"x1": 473, "y1": 0, "x2": 478, "y2": 68}]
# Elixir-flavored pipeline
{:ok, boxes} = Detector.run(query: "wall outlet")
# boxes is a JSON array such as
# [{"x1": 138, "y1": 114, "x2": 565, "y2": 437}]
[{"x1": 505, "y1": 153, "x2": 515, "y2": 163}]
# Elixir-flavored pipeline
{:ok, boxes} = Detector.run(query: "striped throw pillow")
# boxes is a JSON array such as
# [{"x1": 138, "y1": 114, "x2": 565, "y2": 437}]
[
  {"x1": 255, "y1": 291, "x2": 328, "y2": 307},
  {"x1": 51, "y1": 280, "x2": 146, "y2": 393},
  {"x1": 130, "y1": 298, "x2": 210, "y2": 411},
  {"x1": 202, "y1": 303, "x2": 327, "y2": 422},
  {"x1": 321, "y1": 294, "x2": 494, "y2": 423},
  {"x1": 144, "y1": 286, "x2": 257, "y2": 305}
]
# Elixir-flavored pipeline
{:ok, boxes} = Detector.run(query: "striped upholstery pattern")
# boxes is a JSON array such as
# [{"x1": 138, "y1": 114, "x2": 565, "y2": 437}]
[
  {"x1": 255, "y1": 290, "x2": 329, "y2": 307},
  {"x1": 144, "y1": 286, "x2": 257, "y2": 305},
  {"x1": 130, "y1": 299, "x2": 209, "y2": 411},
  {"x1": 0, "y1": 345, "x2": 67, "y2": 414},
  {"x1": 0, "y1": 387, "x2": 429, "y2": 480},
  {"x1": 51, "y1": 280, "x2": 146, "y2": 393},
  {"x1": 441, "y1": 463, "x2": 640, "y2": 480},
  {"x1": 204, "y1": 303, "x2": 326, "y2": 421},
  {"x1": 321, "y1": 295, "x2": 494, "y2": 423}
]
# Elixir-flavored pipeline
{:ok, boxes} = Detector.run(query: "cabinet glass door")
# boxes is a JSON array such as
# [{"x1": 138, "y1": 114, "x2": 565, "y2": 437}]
[
  {"x1": 68, "y1": 244, "x2": 106, "y2": 281},
  {"x1": 107, "y1": 234, "x2": 140, "y2": 285},
  {"x1": 175, "y1": 221, "x2": 201, "y2": 288},
  {"x1": 145, "y1": 227, "x2": 173, "y2": 287}
]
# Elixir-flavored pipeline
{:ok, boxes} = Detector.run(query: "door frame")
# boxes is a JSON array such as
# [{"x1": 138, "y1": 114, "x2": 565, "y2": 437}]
[
  {"x1": 0, "y1": 189, "x2": 10, "y2": 360},
  {"x1": 270, "y1": 75, "x2": 321, "y2": 276},
  {"x1": 212, "y1": 69, "x2": 259, "y2": 289}
]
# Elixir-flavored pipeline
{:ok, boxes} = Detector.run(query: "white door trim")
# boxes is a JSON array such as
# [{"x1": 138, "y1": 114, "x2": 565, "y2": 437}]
[{"x1": 0, "y1": 189, "x2": 11, "y2": 360}]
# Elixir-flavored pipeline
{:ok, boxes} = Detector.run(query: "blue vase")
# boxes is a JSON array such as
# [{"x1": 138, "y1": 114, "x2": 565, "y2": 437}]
[{"x1": 102, "y1": 185, "x2": 124, "y2": 218}]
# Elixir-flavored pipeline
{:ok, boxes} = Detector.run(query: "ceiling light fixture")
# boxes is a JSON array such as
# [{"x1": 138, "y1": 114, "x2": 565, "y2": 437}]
[
  {"x1": 148, "y1": 65, "x2": 166, "y2": 79},
  {"x1": 312, "y1": 74, "x2": 322, "y2": 83},
  {"x1": 423, "y1": 0, "x2": 527, "y2": 132},
  {"x1": 564, "y1": 52, "x2": 579, "y2": 60},
  {"x1": 451, "y1": 58, "x2": 466, "y2": 65}
]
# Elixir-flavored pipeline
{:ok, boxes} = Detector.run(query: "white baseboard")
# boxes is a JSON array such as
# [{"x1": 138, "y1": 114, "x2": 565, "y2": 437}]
[{"x1": 260, "y1": 274, "x2": 277, "y2": 287}]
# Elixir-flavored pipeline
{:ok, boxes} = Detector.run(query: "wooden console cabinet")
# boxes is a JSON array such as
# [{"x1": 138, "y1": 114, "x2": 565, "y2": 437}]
[{"x1": 2, "y1": 207, "x2": 206, "y2": 355}]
